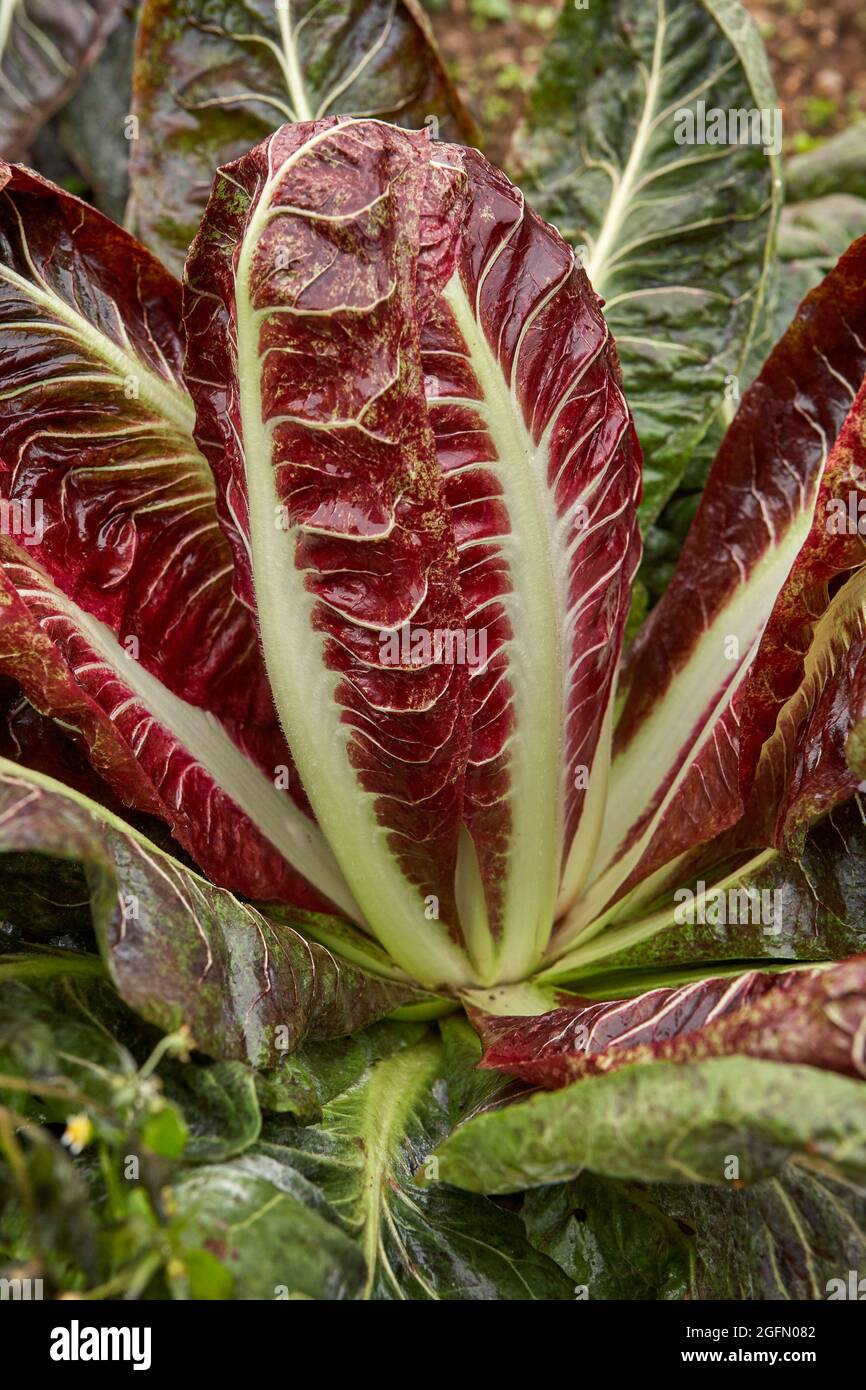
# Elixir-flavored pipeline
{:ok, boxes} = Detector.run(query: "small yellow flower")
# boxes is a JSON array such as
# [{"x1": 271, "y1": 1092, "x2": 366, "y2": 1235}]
[
  {"x1": 167, "y1": 1025, "x2": 194, "y2": 1063},
  {"x1": 166, "y1": 1258, "x2": 186, "y2": 1282},
  {"x1": 61, "y1": 1114, "x2": 94, "y2": 1156}
]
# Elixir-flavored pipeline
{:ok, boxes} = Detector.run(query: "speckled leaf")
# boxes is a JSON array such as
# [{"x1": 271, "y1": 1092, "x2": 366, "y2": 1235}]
[
  {"x1": 184, "y1": 119, "x2": 476, "y2": 989},
  {"x1": 160, "y1": 1060, "x2": 261, "y2": 1162},
  {"x1": 0, "y1": 760, "x2": 417, "y2": 1064},
  {"x1": 170, "y1": 1154, "x2": 367, "y2": 1299},
  {"x1": 656, "y1": 1164, "x2": 866, "y2": 1300},
  {"x1": 130, "y1": 0, "x2": 474, "y2": 274},
  {"x1": 515, "y1": 0, "x2": 781, "y2": 528},
  {"x1": 430, "y1": 1056, "x2": 866, "y2": 1194},
  {"x1": 254, "y1": 1018, "x2": 424, "y2": 1121}
]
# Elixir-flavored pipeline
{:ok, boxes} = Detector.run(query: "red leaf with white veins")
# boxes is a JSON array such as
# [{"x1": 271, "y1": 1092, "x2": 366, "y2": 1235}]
[
  {"x1": 475, "y1": 959, "x2": 866, "y2": 1088},
  {"x1": 0, "y1": 539, "x2": 356, "y2": 913},
  {"x1": 420, "y1": 145, "x2": 642, "y2": 982},
  {"x1": 0, "y1": 163, "x2": 355, "y2": 916},
  {"x1": 558, "y1": 236, "x2": 866, "y2": 945},
  {"x1": 183, "y1": 118, "x2": 474, "y2": 988}
]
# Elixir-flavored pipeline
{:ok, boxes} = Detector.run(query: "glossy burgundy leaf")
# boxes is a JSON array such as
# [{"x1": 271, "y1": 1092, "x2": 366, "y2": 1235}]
[
  {"x1": 729, "y1": 378, "x2": 866, "y2": 853},
  {"x1": 0, "y1": 539, "x2": 356, "y2": 914},
  {"x1": 183, "y1": 118, "x2": 473, "y2": 987},
  {"x1": 0, "y1": 161, "x2": 265, "y2": 723},
  {"x1": 420, "y1": 145, "x2": 642, "y2": 980},
  {"x1": 741, "y1": 560, "x2": 866, "y2": 855},
  {"x1": 0, "y1": 163, "x2": 357, "y2": 918},
  {"x1": 0, "y1": 1, "x2": 123, "y2": 160},
  {"x1": 559, "y1": 236, "x2": 866, "y2": 941},
  {"x1": 0, "y1": 673, "x2": 130, "y2": 814},
  {"x1": 475, "y1": 958, "x2": 866, "y2": 1088}
]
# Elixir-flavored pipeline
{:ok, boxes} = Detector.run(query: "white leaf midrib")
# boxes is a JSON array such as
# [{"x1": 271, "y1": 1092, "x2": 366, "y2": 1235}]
[
  {"x1": 584, "y1": 0, "x2": 667, "y2": 293},
  {"x1": 0, "y1": 254, "x2": 197, "y2": 441},
  {"x1": 230, "y1": 124, "x2": 473, "y2": 987},
  {"x1": 13, "y1": 559, "x2": 359, "y2": 920}
]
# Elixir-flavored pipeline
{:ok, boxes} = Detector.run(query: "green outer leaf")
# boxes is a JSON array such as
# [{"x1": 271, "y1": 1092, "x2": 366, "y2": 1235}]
[
  {"x1": 786, "y1": 123, "x2": 866, "y2": 203},
  {"x1": 254, "y1": 1019, "x2": 425, "y2": 1121},
  {"x1": 129, "y1": 0, "x2": 475, "y2": 274},
  {"x1": 161, "y1": 1061, "x2": 261, "y2": 1163},
  {"x1": 523, "y1": 1171, "x2": 692, "y2": 1300},
  {"x1": 431, "y1": 1057, "x2": 866, "y2": 1194},
  {"x1": 171, "y1": 1154, "x2": 367, "y2": 1300},
  {"x1": 526, "y1": 1165, "x2": 866, "y2": 1301},
  {"x1": 0, "y1": 759, "x2": 417, "y2": 1065},
  {"x1": 656, "y1": 1164, "x2": 866, "y2": 1300},
  {"x1": 258, "y1": 1033, "x2": 573, "y2": 1298},
  {"x1": 516, "y1": 0, "x2": 781, "y2": 528}
]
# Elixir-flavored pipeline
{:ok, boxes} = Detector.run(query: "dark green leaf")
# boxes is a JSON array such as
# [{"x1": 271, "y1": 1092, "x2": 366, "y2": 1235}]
[
  {"x1": 656, "y1": 1164, "x2": 866, "y2": 1299},
  {"x1": 523, "y1": 1171, "x2": 691, "y2": 1299},
  {"x1": 516, "y1": 0, "x2": 781, "y2": 528},
  {"x1": 129, "y1": 0, "x2": 475, "y2": 273},
  {"x1": 526, "y1": 1164, "x2": 866, "y2": 1300},
  {"x1": 255, "y1": 1020, "x2": 425, "y2": 1121},
  {"x1": 257, "y1": 1034, "x2": 573, "y2": 1298},
  {"x1": 170, "y1": 1154, "x2": 366, "y2": 1300},
  {"x1": 162, "y1": 1061, "x2": 261, "y2": 1162}
]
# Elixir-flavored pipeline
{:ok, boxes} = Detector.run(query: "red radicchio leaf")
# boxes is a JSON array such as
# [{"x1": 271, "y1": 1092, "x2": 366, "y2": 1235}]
[
  {"x1": 183, "y1": 117, "x2": 476, "y2": 987},
  {"x1": 419, "y1": 145, "x2": 642, "y2": 981},
  {"x1": 474, "y1": 958, "x2": 866, "y2": 1088},
  {"x1": 0, "y1": 162, "x2": 356, "y2": 917},
  {"x1": 561, "y1": 236, "x2": 866, "y2": 940}
]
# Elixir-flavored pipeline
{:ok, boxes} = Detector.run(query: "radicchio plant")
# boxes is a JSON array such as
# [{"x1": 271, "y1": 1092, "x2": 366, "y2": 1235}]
[
  {"x1": 2, "y1": 119, "x2": 865, "y2": 1007},
  {"x1": 1, "y1": 0, "x2": 866, "y2": 1306}
]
